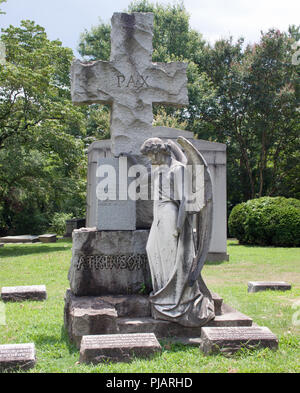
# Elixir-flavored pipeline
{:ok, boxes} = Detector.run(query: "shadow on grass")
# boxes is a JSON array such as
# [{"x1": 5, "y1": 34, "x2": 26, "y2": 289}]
[
  {"x1": 228, "y1": 242, "x2": 257, "y2": 247},
  {"x1": 60, "y1": 326, "x2": 79, "y2": 355},
  {"x1": 0, "y1": 244, "x2": 72, "y2": 258},
  {"x1": 205, "y1": 260, "x2": 228, "y2": 266},
  {"x1": 30, "y1": 327, "x2": 78, "y2": 355}
]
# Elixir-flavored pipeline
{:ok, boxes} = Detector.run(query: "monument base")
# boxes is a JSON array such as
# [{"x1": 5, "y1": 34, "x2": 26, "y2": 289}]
[
  {"x1": 64, "y1": 290, "x2": 255, "y2": 348},
  {"x1": 68, "y1": 228, "x2": 152, "y2": 296}
]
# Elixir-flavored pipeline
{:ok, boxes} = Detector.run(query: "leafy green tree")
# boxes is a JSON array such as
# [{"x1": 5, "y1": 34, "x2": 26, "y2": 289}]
[
  {"x1": 0, "y1": 21, "x2": 87, "y2": 235},
  {"x1": 195, "y1": 29, "x2": 300, "y2": 203}
]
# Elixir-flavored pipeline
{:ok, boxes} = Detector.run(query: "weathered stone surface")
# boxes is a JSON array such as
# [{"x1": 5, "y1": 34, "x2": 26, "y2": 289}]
[
  {"x1": 211, "y1": 293, "x2": 223, "y2": 316},
  {"x1": 68, "y1": 228, "x2": 152, "y2": 296},
  {"x1": 0, "y1": 235, "x2": 39, "y2": 244},
  {"x1": 1, "y1": 285, "x2": 47, "y2": 302},
  {"x1": 38, "y1": 234, "x2": 57, "y2": 243},
  {"x1": 64, "y1": 290, "x2": 119, "y2": 348},
  {"x1": 248, "y1": 281, "x2": 292, "y2": 293},
  {"x1": 0, "y1": 343, "x2": 36, "y2": 371},
  {"x1": 64, "y1": 291, "x2": 227, "y2": 346},
  {"x1": 71, "y1": 13, "x2": 188, "y2": 157},
  {"x1": 116, "y1": 308, "x2": 252, "y2": 338},
  {"x1": 199, "y1": 326, "x2": 278, "y2": 354},
  {"x1": 96, "y1": 157, "x2": 136, "y2": 230},
  {"x1": 100, "y1": 295, "x2": 151, "y2": 317},
  {"x1": 208, "y1": 311, "x2": 253, "y2": 327},
  {"x1": 79, "y1": 333, "x2": 161, "y2": 364}
]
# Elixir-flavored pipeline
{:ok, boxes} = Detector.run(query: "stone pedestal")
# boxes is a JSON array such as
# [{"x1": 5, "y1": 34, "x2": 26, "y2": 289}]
[
  {"x1": 64, "y1": 290, "x2": 255, "y2": 348},
  {"x1": 68, "y1": 228, "x2": 152, "y2": 296}
]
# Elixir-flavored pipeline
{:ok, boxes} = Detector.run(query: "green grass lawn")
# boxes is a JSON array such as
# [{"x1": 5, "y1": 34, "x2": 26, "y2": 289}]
[{"x1": 0, "y1": 239, "x2": 299, "y2": 373}]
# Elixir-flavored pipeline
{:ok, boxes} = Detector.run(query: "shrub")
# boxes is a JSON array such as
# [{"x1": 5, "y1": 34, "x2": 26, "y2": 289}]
[
  {"x1": 49, "y1": 212, "x2": 74, "y2": 236},
  {"x1": 228, "y1": 197, "x2": 300, "y2": 246}
]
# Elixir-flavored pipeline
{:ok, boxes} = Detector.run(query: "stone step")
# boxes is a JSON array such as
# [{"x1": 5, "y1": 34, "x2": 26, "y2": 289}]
[
  {"x1": 116, "y1": 310, "x2": 253, "y2": 338},
  {"x1": 64, "y1": 289, "x2": 223, "y2": 319},
  {"x1": 64, "y1": 290, "x2": 250, "y2": 348},
  {"x1": 199, "y1": 326, "x2": 278, "y2": 354}
]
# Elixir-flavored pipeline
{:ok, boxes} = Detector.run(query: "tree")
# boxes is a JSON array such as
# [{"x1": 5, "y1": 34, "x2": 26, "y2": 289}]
[
  {"x1": 0, "y1": 21, "x2": 86, "y2": 235},
  {"x1": 194, "y1": 29, "x2": 300, "y2": 204}
]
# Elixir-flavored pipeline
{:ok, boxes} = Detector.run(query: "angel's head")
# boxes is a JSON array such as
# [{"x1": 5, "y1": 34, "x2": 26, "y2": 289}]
[{"x1": 140, "y1": 138, "x2": 172, "y2": 165}]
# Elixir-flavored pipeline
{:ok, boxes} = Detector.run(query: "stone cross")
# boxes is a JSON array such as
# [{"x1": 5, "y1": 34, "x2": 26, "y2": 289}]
[{"x1": 71, "y1": 12, "x2": 188, "y2": 156}]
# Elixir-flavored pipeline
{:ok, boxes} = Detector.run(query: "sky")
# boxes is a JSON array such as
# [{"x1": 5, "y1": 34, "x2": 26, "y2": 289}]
[{"x1": 0, "y1": 0, "x2": 299, "y2": 56}]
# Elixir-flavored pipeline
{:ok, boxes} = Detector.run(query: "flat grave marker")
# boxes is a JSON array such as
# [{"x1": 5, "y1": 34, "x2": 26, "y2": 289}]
[
  {"x1": 38, "y1": 234, "x2": 57, "y2": 243},
  {"x1": 0, "y1": 343, "x2": 36, "y2": 371},
  {"x1": 80, "y1": 333, "x2": 161, "y2": 363},
  {"x1": 200, "y1": 326, "x2": 278, "y2": 354},
  {"x1": 1, "y1": 285, "x2": 47, "y2": 302},
  {"x1": 248, "y1": 281, "x2": 291, "y2": 293},
  {"x1": 0, "y1": 235, "x2": 39, "y2": 244}
]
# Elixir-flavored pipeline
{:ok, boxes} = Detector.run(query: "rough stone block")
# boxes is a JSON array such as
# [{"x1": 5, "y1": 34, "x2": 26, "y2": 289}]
[
  {"x1": 99, "y1": 295, "x2": 151, "y2": 317},
  {"x1": 64, "y1": 291, "x2": 251, "y2": 346},
  {"x1": 248, "y1": 281, "x2": 292, "y2": 293},
  {"x1": 211, "y1": 292, "x2": 223, "y2": 316},
  {"x1": 64, "y1": 290, "x2": 119, "y2": 348},
  {"x1": 0, "y1": 343, "x2": 36, "y2": 371},
  {"x1": 68, "y1": 228, "x2": 152, "y2": 296},
  {"x1": 38, "y1": 234, "x2": 57, "y2": 243},
  {"x1": 79, "y1": 333, "x2": 161, "y2": 364},
  {"x1": 199, "y1": 326, "x2": 278, "y2": 354},
  {"x1": 1, "y1": 285, "x2": 47, "y2": 302}
]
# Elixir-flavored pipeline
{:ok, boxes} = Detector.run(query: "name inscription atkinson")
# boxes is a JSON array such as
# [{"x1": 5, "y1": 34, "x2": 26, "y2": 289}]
[{"x1": 76, "y1": 254, "x2": 148, "y2": 271}]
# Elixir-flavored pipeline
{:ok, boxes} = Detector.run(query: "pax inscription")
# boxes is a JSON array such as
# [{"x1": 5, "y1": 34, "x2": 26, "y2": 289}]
[{"x1": 117, "y1": 74, "x2": 149, "y2": 88}]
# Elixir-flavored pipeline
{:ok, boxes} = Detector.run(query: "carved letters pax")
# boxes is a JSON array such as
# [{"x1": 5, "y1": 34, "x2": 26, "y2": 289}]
[{"x1": 117, "y1": 74, "x2": 149, "y2": 88}]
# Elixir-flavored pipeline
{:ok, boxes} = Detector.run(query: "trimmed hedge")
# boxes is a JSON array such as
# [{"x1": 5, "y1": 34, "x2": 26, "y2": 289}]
[{"x1": 228, "y1": 197, "x2": 300, "y2": 246}]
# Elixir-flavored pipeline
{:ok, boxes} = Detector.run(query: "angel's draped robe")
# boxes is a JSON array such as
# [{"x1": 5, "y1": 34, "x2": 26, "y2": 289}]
[{"x1": 147, "y1": 159, "x2": 215, "y2": 327}]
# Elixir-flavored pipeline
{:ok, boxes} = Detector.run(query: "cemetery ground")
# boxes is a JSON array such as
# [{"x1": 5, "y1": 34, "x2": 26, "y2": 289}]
[{"x1": 0, "y1": 239, "x2": 299, "y2": 373}]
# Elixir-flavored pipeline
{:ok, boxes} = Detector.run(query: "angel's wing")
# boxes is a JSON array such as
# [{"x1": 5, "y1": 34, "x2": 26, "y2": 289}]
[
  {"x1": 167, "y1": 139, "x2": 188, "y2": 165},
  {"x1": 176, "y1": 136, "x2": 214, "y2": 287}
]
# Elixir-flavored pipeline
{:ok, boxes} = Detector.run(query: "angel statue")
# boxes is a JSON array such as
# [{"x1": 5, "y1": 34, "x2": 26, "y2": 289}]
[{"x1": 140, "y1": 136, "x2": 215, "y2": 327}]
